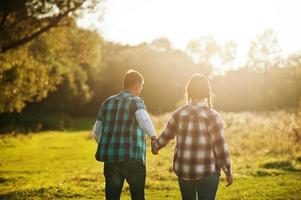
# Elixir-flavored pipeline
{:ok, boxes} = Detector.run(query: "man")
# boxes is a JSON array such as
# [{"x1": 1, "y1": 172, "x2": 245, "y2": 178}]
[{"x1": 92, "y1": 69, "x2": 157, "y2": 200}]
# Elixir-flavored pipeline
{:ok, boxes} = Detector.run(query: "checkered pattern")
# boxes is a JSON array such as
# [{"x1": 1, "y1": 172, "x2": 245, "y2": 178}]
[
  {"x1": 95, "y1": 91, "x2": 147, "y2": 164},
  {"x1": 152, "y1": 102, "x2": 231, "y2": 180}
]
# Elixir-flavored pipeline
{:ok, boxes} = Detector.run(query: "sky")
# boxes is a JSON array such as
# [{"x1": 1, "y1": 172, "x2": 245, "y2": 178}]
[{"x1": 78, "y1": 0, "x2": 301, "y2": 71}]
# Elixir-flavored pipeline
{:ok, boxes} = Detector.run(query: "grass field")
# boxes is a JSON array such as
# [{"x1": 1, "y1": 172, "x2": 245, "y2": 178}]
[{"x1": 1, "y1": 110, "x2": 301, "y2": 200}]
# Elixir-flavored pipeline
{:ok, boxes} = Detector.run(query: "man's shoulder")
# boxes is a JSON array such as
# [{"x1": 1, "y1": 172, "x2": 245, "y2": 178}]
[
  {"x1": 130, "y1": 95, "x2": 144, "y2": 103},
  {"x1": 103, "y1": 94, "x2": 118, "y2": 104},
  {"x1": 102, "y1": 92, "x2": 145, "y2": 110}
]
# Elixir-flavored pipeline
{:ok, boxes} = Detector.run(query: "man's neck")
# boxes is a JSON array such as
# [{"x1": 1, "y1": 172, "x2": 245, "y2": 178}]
[{"x1": 123, "y1": 88, "x2": 136, "y2": 96}]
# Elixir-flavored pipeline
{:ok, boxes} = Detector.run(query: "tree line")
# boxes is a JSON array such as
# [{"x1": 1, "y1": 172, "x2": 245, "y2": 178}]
[
  {"x1": 0, "y1": 0, "x2": 301, "y2": 131},
  {"x1": 12, "y1": 35, "x2": 301, "y2": 116}
]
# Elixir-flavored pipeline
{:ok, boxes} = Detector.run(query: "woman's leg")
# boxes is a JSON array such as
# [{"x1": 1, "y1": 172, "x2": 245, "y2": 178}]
[
  {"x1": 178, "y1": 178, "x2": 197, "y2": 200},
  {"x1": 196, "y1": 174, "x2": 220, "y2": 200}
]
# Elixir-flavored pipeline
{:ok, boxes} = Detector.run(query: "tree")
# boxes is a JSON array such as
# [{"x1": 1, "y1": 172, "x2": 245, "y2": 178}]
[
  {"x1": 150, "y1": 37, "x2": 173, "y2": 52},
  {"x1": 0, "y1": 0, "x2": 100, "y2": 53},
  {"x1": 186, "y1": 36, "x2": 220, "y2": 65},
  {"x1": 220, "y1": 41, "x2": 237, "y2": 70},
  {"x1": 247, "y1": 29, "x2": 281, "y2": 70},
  {"x1": 0, "y1": 0, "x2": 102, "y2": 113},
  {"x1": 0, "y1": 25, "x2": 102, "y2": 113},
  {"x1": 186, "y1": 36, "x2": 237, "y2": 74}
]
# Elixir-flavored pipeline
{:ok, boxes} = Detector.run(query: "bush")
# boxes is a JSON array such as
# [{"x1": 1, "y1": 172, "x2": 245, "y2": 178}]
[{"x1": 0, "y1": 113, "x2": 71, "y2": 133}]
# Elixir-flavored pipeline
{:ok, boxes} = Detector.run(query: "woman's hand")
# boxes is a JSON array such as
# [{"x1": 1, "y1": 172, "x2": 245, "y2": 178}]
[
  {"x1": 151, "y1": 147, "x2": 159, "y2": 155},
  {"x1": 225, "y1": 174, "x2": 233, "y2": 187}
]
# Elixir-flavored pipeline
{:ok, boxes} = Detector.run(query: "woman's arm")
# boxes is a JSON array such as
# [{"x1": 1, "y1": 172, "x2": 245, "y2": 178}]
[
  {"x1": 152, "y1": 113, "x2": 178, "y2": 153},
  {"x1": 210, "y1": 114, "x2": 232, "y2": 177}
]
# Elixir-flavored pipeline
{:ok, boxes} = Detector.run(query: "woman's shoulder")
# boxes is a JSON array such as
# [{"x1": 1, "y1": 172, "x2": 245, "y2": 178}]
[
  {"x1": 173, "y1": 104, "x2": 191, "y2": 115},
  {"x1": 205, "y1": 107, "x2": 223, "y2": 124},
  {"x1": 208, "y1": 107, "x2": 221, "y2": 116}
]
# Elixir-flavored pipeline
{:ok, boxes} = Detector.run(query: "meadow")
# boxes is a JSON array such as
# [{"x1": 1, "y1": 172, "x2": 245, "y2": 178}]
[{"x1": 1, "y1": 110, "x2": 301, "y2": 200}]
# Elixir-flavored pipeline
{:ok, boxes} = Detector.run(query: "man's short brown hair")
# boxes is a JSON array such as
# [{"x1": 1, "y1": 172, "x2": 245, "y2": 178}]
[{"x1": 123, "y1": 69, "x2": 144, "y2": 89}]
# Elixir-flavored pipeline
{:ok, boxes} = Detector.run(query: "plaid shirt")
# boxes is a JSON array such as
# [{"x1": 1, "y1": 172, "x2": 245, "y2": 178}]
[
  {"x1": 95, "y1": 91, "x2": 147, "y2": 164},
  {"x1": 152, "y1": 101, "x2": 231, "y2": 180}
]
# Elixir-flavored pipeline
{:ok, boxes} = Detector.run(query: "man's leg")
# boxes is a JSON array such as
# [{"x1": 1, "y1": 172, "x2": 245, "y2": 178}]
[
  {"x1": 104, "y1": 162, "x2": 125, "y2": 200},
  {"x1": 196, "y1": 174, "x2": 220, "y2": 200},
  {"x1": 123, "y1": 159, "x2": 146, "y2": 200},
  {"x1": 178, "y1": 179, "x2": 197, "y2": 200}
]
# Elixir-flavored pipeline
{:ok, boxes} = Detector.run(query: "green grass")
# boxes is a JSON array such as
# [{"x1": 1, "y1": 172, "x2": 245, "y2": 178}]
[{"x1": 1, "y1": 110, "x2": 301, "y2": 199}]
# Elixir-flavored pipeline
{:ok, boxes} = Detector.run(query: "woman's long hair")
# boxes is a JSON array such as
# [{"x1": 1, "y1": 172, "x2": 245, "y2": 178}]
[{"x1": 186, "y1": 74, "x2": 212, "y2": 108}]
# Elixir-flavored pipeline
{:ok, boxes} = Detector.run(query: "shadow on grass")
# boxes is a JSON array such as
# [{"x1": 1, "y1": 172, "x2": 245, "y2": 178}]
[
  {"x1": 0, "y1": 170, "x2": 42, "y2": 175},
  {"x1": 0, "y1": 176, "x2": 25, "y2": 185},
  {"x1": 253, "y1": 170, "x2": 283, "y2": 177},
  {"x1": 0, "y1": 177, "x2": 8, "y2": 184},
  {"x1": 261, "y1": 161, "x2": 301, "y2": 172},
  {"x1": 0, "y1": 187, "x2": 83, "y2": 200},
  {"x1": 296, "y1": 156, "x2": 301, "y2": 163}
]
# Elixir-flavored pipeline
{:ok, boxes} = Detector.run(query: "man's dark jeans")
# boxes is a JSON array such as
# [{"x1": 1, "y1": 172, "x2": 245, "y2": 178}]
[
  {"x1": 178, "y1": 173, "x2": 220, "y2": 200},
  {"x1": 104, "y1": 159, "x2": 146, "y2": 200}
]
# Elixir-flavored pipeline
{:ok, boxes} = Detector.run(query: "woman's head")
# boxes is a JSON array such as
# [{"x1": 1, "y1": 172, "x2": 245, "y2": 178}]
[{"x1": 186, "y1": 74, "x2": 212, "y2": 108}]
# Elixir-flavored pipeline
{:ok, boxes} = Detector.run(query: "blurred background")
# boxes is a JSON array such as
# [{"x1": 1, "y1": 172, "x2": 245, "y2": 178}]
[{"x1": 0, "y1": 0, "x2": 300, "y2": 132}]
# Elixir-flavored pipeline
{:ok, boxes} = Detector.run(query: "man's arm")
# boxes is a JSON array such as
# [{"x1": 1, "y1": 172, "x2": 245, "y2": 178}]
[
  {"x1": 132, "y1": 97, "x2": 157, "y2": 141},
  {"x1": 92, "y1": 104, "x2": 104, "y2": 144},
  {"x1": 135, "y1": 109, "x2": 157, "y2": 140},
  {"x1": 92, "y1": 120, "x2": 103, "y2": 144}
]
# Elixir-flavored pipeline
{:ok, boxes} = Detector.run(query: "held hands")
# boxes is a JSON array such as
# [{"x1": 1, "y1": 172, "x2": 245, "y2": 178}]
[
  {"x1": 151, "y1": 146, "x2": 159, "y2": 155},
  {"x1": 150, "y1": 136, "x2": 159, "y2": 155}
]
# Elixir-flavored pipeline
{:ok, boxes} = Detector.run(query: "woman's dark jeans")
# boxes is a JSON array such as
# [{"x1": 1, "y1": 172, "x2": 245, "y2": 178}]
[
  {"x1": 178, "y1": 173, "x2": 220, "y2": 200},
  {"x1": 104, "y1": 159, "x2": 146, "y2": 200}
]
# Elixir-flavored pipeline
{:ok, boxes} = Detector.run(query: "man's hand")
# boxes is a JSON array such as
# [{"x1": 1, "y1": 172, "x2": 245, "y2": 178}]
[
  {"x1": 151, "y1": 136, "x2": 159, "y2": 155},
  {"x1": 151, "y1": 136, "x2": 156, "y2": 143},
  {"x1": 225, "y1": 174, "x2": 233, "y2": 187}
]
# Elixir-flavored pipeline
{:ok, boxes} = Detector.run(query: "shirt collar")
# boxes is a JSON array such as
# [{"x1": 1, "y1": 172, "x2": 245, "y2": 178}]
[
  {"x1": 120, "y1": 90, "x2": 131, "y2": 95},
  {"x1": 188, "y1": 100, "x2": 208, "y2": 107}
]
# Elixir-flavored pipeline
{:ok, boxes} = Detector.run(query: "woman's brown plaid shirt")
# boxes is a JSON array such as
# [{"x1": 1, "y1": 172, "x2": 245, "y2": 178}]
[{"x1": 152, "y1": 101, "x2": 231, "y2": 180}]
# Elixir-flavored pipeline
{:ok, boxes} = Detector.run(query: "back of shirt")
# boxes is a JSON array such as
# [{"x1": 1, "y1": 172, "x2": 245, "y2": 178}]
[
  {"x1": 153, "y1": 101, "x2": 231, "y2": 180},
  {"x1": 95, "y1": 91, "x2": 147, "y2": 164}
]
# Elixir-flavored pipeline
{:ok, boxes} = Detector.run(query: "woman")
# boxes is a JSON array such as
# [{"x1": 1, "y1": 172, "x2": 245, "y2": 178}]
[{"x1": 152, "y1": 74, "x2": 233, "y2": 200}]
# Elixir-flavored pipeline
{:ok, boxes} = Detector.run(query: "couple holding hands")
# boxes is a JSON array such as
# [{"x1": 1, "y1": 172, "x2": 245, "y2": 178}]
[{"x1": 92, "y1": 70, "x2": 232, "y2": 200}]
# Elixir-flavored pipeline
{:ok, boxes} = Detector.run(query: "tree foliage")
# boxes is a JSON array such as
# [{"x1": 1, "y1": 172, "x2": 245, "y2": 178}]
[
  {"x1": 186, "y1": 36, "x2": 237, "y2": 73},
  {"x1": 0, "y1": 0, "x2": 102, "y2": 113},
  {"x1": 0, "y1": 0, "x2": 100, "y2": 53},
  {"x1": 0, "y1": 24, "x2": 102, "y2": 113}
]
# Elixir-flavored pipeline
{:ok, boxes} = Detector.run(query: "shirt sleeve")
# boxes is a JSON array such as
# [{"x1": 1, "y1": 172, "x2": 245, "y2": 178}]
[
  {"x1": 97, "y1": 104, "x2": 104, "y2": 121},
  {"x1": 92, "y1": 104, "x2": 104, "y2": 144},
  {"x1": 210, "y1": 114, "x2": 232, "y2": 176},
  {"x1": 132, "y1": 97, "x2": 146, "y2": 112},
  {"x1": 135, "y1": 109, "x2": 156, "y2": 138},
  {"x1": 92, "y1": 120, "x2": 103, "y2": 144},
  {"x1": 152, "y1": 112, "x2": 178, "y2": 150}
]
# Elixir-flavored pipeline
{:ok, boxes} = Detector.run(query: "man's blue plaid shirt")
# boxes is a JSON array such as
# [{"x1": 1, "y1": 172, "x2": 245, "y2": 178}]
[{"x1": 95, "y1": 91, "x2": 147, "y2": 164}]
